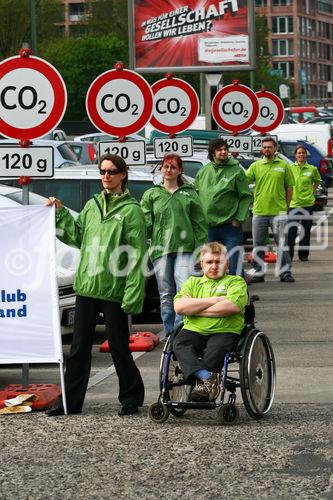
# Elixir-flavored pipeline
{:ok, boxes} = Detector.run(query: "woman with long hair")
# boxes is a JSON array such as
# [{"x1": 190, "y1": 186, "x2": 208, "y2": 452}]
[{"x1": 141, "y1": 153, "x2": 207, "y2": 337}]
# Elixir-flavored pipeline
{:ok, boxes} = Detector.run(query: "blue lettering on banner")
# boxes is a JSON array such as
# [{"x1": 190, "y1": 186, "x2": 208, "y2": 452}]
[{"x1": 0, "y1": 289, "x2": 27, "y2": 318}]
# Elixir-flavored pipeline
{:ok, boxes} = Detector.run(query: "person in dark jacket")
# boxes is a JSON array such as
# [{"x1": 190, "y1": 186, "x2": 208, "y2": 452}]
[{"x1": 45, "y1": 154, "x2": 147, "y2": 417}]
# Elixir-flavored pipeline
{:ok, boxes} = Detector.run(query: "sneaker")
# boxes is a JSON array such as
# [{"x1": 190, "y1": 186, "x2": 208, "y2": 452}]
[
  {"x1": 190, "y1": 373, "x2": 220, "y2": 402},
  {"x1": 280, "y1": 274, "x2": 295, "y2": 283}
]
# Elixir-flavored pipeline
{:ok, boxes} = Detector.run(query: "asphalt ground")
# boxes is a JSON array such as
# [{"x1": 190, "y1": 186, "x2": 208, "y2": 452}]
[{"x1": 1, "y1": 195, "x2": 333, "y2": 499}]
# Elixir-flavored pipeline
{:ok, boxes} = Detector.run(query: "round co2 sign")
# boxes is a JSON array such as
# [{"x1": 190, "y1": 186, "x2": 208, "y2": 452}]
[
  {"x1": 211, "y1": 82, "x2": 259, "y2": 133},
  {"x1": 86, "y1": 68, "x2": 153, "y2": 136},
  {"x1": 0, "y1": 55, "x2": 67, "y2": 140},
  {"x1": 150, "y1": 77, "x2": 199, "y2": 134},
  {"x1": 251, "y1": 90, "x2": 284, "y2": 133}
]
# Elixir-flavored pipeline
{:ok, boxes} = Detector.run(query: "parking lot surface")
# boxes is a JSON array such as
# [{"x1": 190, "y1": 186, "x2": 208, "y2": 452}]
[{"x1": 1, "y1": 196, "x2": 333, "y2": 499}]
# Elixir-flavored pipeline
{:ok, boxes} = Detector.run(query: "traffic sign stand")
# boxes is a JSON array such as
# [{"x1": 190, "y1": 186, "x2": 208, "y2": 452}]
[
  {"x1": 251, "y1": 88, "x2": 284, "y2": 134},
  {"x1": 150, "y1": 73, "x2": 198, "y2": 157},
  {"x1": 86, "y1": 62, "x2": 153, "y2": 137},
  {"x1": 211, "y1": 80, "x2": 259, "y2": 133},
  {"x1": 0, "y1": 48, "x2": 67, "y2": 412}
]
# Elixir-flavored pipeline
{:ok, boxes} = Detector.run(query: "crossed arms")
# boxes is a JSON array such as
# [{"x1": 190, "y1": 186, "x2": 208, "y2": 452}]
[{"x1": 174, "y1": 295, "x2": 240, "y2": 318}]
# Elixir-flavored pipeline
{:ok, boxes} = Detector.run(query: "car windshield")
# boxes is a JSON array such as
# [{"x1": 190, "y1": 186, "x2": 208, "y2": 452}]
[{"x1": 57, "y1": 144, "x2": 79, "y2": 162}]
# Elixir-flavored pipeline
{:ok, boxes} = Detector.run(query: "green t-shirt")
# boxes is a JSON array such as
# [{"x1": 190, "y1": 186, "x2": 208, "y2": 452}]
[
  {"x1": 289, "y1": 162, "x2": 321, "y2": 208},
  {"x1": 246, "y1": 155, "x2": 294, "y2": 215},
  {"x1": 174, "y1": 274, "x2": 248, "y2": 335}
]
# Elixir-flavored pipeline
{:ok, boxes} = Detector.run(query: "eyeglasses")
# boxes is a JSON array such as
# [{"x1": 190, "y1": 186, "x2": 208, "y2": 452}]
[{"x1": 99, "y1": 168, "x2": 121, "y2": 176}]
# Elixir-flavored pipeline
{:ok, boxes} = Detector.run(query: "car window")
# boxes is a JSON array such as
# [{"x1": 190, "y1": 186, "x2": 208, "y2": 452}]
[
  {"x1": 27, "y1": 179, "x2": 82, "y2": 213},
  {"x1": 182, "y1": 161, "x2": 205, "y2": 178},
  {"x1": 128, "y1": 180, "x2": 154, "y2": 200},
  {"x1": 57, "y1": 144, "x2": 79, "y2": 162},
  {"x1": 280, "y1": 143, "x2": 312, "y2": 161},
  {"x1": 69, "y1": 144, "x2": 83, "y2": 160}
]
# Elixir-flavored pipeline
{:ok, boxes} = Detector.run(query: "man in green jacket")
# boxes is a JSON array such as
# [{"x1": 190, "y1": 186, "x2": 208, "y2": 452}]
[
  {"x1": 246, "y1": 136, "x2": 295, "y2": 282},
  {"x1": 46, "y1": 154, "x2": 146, "y2": 416},
  {"x1": 195, "y1": 139, "x2": 252, "y2": 276}
]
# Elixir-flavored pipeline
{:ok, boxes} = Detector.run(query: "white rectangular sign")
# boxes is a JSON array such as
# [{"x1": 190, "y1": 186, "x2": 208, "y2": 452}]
[
  {"x1": 0, "y1": 146, "x2": 54, "y2": 177},
  {"x1": 99, "y1": 140, "x2": 146, "y2": 166},
  {"x1": 252, "y1": 135, "x2": 278, "y2": 152},
  {"x1": 0, "y1": 205, "x2": 62, "y2": 364},
  {"x1": 198, "y1": 35, "x2": 249, "y2": 64},
  {"x1": 153, "y1": 136, "x2": 193, "y2": 158},
  {"x1": 219, "y1": 135, "x2": 253, "y2": 154}
]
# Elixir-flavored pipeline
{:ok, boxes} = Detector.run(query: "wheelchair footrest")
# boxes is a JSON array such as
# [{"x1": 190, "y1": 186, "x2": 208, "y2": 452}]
[{"x1": 165, "y1": 401, "x2": 217, "y2": 410}]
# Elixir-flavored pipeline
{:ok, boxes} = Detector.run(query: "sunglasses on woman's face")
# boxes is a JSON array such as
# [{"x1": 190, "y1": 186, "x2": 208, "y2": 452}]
[{"x1": 99, "y1": 168, "x2": 121, "y2": 176}]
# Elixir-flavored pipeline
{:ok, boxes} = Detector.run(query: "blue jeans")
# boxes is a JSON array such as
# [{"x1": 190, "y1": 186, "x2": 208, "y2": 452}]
[
  {"x1": 208, "y1": 224, "x2": 244, "y2": 276},
  {"x1": 153, "y1": 253, "x2": 194, "y2": 336},
  {"x1": 252, "y1": 214, "x2": 292, "y2": 278}
]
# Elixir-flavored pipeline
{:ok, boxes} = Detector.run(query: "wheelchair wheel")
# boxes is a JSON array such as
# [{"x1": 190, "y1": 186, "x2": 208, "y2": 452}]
[
  {"x1": 239, "y1": 330, "x2": 276, "y2": 420},
  {"x1": 160, "y1": 338, "x2": 188, "y2": 416},
  {"x1": 217, "y1": 404, "x2": 239, "y2": 426},
  {"x1": 148, "y1": 402, "x2": 170, "y2": 423}
]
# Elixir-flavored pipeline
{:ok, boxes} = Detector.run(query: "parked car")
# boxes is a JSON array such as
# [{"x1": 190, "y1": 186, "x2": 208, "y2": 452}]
[
  {"x1": 277, "y1": 139, "x2": 333, "y2": 187},
  {"x1": 0, "y1": 167, "x2": 173, "y2": 316},
  {"x1": 0, "y1": 186, "x2": 79, "y2": 334},
  {"x1": 73, "y1": 132, "x2": 148, "y2": 143},
  {"x1": 284, "y1": 106, "x2": 319, "y2": 123},
  {"x1": 0, "y1": 139, "x2": 79, "y2": 169},
  {"x1": 65, "y1": 140, "x2": 97, "y2": 164},
  {"x1": 40, "y1": 129, "x2": 68, "y2": 141}
]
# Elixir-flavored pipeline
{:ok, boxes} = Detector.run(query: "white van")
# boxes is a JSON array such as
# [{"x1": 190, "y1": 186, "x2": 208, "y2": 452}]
[{"x1": 267, "y1": 123, "x2": 332, "y2": 157}]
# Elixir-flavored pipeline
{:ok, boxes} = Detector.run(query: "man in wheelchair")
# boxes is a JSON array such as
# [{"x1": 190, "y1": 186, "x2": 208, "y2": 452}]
[{"x1": 173, "y1": 242, "x2": 248, "y2": 403}]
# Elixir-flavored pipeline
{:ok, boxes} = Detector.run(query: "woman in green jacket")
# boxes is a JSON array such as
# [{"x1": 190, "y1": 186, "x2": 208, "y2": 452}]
[
  {"x1": 141, "y1": 153, "x2": 207, "y2": 337},
  {"x1": 288, "y1": 145, "x2": 321, "y2": 261},
  {"x1": 46, "y1": 154, "x2": 146, "y2": 417}
]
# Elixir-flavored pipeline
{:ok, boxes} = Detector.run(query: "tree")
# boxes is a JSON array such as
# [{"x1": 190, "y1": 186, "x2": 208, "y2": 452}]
[
  {"x1": 40, "y1": 34, "x2": 127, "y2": 120},
  {"x1": 0, "y1": 0, "x2": 63, "y2": 60}
]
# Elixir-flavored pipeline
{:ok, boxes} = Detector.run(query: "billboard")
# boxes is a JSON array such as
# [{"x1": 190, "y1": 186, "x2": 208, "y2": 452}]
[{"x1": 128, "y1": 0, "x2": 255, "y2": 73}]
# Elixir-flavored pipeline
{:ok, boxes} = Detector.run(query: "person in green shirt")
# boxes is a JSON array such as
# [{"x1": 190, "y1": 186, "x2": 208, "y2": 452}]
[
  {"x1": 173, "y1": 242, "x2": 248, "y2": 402},
  {"x1": 141, "y1": 153, "x2": 207, "y2": 337},
  {"x1": 45, "y1": 154, "x2": 146, "y2": 417},
  {"x1": 246, "y1": 136, "x2": 295, "y2": 283},
  {"x1": 288, "y1": 145, "x2": 321, "y2": 261},
  {"x1": 195, "y1": 139, "x2": 252, "y2": 276}
]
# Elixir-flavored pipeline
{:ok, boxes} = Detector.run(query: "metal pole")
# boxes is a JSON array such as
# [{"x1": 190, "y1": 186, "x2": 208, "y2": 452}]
[
  {"x1": 21, "y1": 184, "x2": 30, "y2": 388},
  {"x1": 30, "y1": 0, "x2": 37, "y2": 54}
]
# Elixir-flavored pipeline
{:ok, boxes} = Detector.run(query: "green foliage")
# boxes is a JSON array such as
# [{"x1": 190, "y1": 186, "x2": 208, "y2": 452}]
[
  {"x1": 40, "y1": 34, "x2": 127, "y2": 120},
  {"x1": 0, "y1": 0, "x2": 62, "y2": 59}
]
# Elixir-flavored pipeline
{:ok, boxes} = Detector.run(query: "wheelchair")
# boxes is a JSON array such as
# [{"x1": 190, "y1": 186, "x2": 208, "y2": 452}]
[{"x1": 148, "y1": 295, "x2": 276, "y2": 425}]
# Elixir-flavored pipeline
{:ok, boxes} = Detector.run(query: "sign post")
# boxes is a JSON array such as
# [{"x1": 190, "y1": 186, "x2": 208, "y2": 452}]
[
  {"x1": 150, "y1": 73, "x2": 199, "y2": 158},
  {"x1": 0, "y1": 48, "x2": 67, "y2": 409},
  {"x1": 86, "y1": 62, "x2": 153, "y2": 165},
  {"x1": 211, "y1": 80, "x2": 259, "y2": 153},
  {"x1": 251, "y1": 88, "x2": 284, "y2": 152}
]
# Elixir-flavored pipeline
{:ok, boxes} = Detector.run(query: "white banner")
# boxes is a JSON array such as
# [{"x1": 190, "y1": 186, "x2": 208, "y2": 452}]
[{"x1": 0, "y1": 205, "x2": 63, "y2": 364}]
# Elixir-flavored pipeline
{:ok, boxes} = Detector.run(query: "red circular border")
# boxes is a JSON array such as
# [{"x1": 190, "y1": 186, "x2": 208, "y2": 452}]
[
  {"x1": 86, "y1": 69, "x2": 153, "y2": 136},
  {"x1": 251, "y1": 90, "x2": 285, "y2": 133},
  {"x1": 150, "y1": 78, "x2": 199, "y2": 134},
  {"x1": 0, "y1": 56, "x2": 67, "y2": 140},
  {"x1": 211, "y1": 83, "x2": 259, "y2": 133}
]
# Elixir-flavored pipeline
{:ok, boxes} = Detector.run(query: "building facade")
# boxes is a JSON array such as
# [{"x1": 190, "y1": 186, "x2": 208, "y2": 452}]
[{"x1": 256, "y1": 0, "x2": 333, "y2": 104}]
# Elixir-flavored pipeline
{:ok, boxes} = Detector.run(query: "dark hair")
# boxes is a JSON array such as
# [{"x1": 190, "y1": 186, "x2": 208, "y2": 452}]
[
  {"x1": 294, "y1": 144, "x2": 307, "y2": 155},
  {"x1": 261, "y1": 136, "x2": 277, "y2": 148},
  {"x1": 161, "y1": 153, "x2": 185, "y2": 187},
  {"x1": 208, "y1": 139, "x2": 229, "y2": 161},
  {"x1": 99, "y1": 153, "x2": 128, "y2": 188}
]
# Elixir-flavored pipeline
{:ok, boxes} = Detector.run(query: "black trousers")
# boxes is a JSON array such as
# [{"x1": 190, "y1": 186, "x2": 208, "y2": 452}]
[
  {"x1": 173, "y1": 328, "x2": 239, "y2": 382},
  {"x1": 288, "y1": 206, "x2": 314, "y2": 260},
  {"x1": 64, "y1": 296, "x2": 144, "y2": 412}
]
